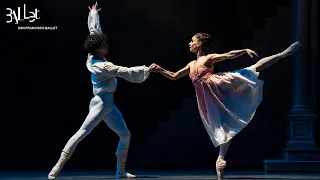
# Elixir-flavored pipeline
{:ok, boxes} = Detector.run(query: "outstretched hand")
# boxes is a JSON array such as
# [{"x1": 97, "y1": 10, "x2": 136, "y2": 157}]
[
  {"x1": 88, "y1": 1, "x2": 101, "y2": 11},
  {"x1": 149, "y1": 63, "x2": 162, "y2": 73},
  {"x1": 245, "y1": 49, "x2": 259, "y2": 59}
]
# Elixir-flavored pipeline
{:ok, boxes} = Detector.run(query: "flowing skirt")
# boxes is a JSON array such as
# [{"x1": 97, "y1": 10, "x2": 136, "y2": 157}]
[{"x1": 192, "y1": 68, "x2": 264, "y2": 147}]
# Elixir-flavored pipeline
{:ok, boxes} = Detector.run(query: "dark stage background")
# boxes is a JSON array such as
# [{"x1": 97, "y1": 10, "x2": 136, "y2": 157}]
[{"x1": 1, "y1": 0, "x2": 319, "y2": 171}]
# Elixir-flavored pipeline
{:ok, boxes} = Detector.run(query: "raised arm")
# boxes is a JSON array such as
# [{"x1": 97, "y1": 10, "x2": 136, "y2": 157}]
[
  {"x1": 88, "y1": 2, "x2": 102, "y2": 35},
  {"x1": 153, "y1": 61, "x2": 194, "y2": 81},
  {"x1": 207, "y1": 49, "x2": 258, "y2": 63}
]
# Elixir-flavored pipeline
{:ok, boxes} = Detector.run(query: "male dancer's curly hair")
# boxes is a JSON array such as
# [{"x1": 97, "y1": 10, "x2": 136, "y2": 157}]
[
  {"x1": 194, "y1": 32, "x2": 215, "y2": 55},
  {"x1": 84, "y1": 33, "x2": 108, "y2": 56}
]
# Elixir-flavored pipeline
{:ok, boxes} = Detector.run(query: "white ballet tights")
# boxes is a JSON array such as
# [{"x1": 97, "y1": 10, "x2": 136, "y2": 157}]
[{"x1": 48, "y1": 92, "x2": 132, "y2": 179}]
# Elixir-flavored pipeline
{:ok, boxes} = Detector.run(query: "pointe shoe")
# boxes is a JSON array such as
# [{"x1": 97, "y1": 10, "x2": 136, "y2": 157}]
[
  {"x1": 116, "y1": 172, "x2": 136, "y2": 179},
  {"x1": 216, "y1": 157, "x2": 227, "y2": 180},
  {"x1": 282, "y1": 41, "x2": 301, "y2": 57}
]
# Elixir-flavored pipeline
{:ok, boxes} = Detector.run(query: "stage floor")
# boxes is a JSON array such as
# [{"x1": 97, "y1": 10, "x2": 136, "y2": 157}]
[{"x1": 1, "y1": 170, "x2": 320, "y2": 180}]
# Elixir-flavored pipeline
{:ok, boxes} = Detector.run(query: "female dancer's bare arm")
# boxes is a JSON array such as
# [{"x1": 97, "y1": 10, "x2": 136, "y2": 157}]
[
  {"x1": 155, "y1": 61, "x2": 195, "y2": 81},
  {"x1": 207, "y1": 49, "x2": 258, "y2": 63}
]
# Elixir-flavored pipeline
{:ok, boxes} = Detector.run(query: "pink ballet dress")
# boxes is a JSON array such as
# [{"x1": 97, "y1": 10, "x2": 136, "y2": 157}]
[{"x1": 189, "y1": 63, "x2": 264, "y2": 147}]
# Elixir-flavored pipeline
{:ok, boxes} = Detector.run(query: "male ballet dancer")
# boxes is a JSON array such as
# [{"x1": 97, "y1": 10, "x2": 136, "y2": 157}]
[{"x1": 48, "y1": 2, "x2": 155, "y2": 179}]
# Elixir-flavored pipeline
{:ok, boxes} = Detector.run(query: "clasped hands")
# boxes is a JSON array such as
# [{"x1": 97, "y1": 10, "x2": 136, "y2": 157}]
[{"x1": 148, "y1": 63, "x2": 162, "y2": 73}]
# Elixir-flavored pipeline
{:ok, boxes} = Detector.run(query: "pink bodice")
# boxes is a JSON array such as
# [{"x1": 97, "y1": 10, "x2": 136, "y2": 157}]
[{"x1": 189, "y1": 62, "x2": 214, "y2": 83}]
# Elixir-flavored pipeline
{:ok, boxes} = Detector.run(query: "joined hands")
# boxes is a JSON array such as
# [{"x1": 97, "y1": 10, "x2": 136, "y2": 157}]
[{"x1": 149, "y1": 63, "x2": 162, "y2": 73}]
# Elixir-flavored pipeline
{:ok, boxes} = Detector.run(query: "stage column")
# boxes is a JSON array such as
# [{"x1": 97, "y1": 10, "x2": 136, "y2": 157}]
[{"x1": 263, "y1": 0, "x2": 320, "y2": 172}]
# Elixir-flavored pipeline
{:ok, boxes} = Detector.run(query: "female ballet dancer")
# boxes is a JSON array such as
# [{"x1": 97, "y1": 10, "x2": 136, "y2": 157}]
[
  {"x1": 150, "y1": 33, "x2": 300, "y2": 179},
  {"x1": 48, "y1": 2, "x2": 155, "y2": 179}
]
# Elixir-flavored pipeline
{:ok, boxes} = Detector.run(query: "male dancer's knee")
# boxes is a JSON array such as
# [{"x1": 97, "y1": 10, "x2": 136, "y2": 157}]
[
  {"x1": 119, "y1": 130, "x2": 131, "y2": 144},
  {"x1": 74, "y1": 128, "x2": 92, "y2": 141},
  {"x1": 115, "y1": 130, "x2": 131, "y2": 156},
  {"x1": 65, "y1": 128, "x2": 93, "y2": 152},
  {"x1": 115, "y1": 130, "x2": 131, "y2": 151}
]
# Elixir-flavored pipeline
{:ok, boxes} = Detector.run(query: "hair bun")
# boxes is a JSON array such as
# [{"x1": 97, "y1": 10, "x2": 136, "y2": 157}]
[{"x1": 194, "y1": 33, "x2": 214, "y2": 54}]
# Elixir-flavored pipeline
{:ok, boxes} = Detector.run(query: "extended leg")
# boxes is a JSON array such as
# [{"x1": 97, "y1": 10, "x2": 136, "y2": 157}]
[
  {"x1": 248, "y1": 42, "x2": 301, "y2": 72},
  {"x1": 48, "y1": 95, "x2": 112, "y2": 179},
  {"x1": 103, "y1": 105, "x2": 135, "y2": 179}
]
